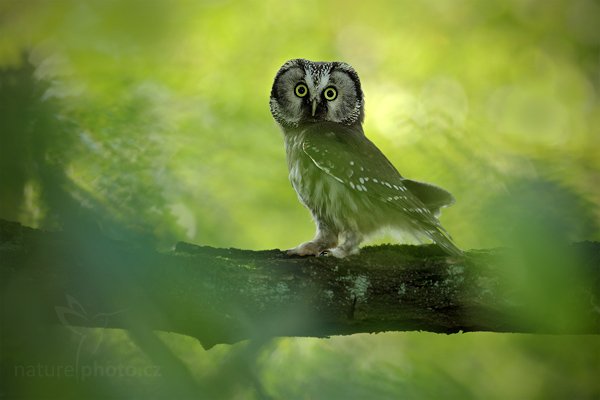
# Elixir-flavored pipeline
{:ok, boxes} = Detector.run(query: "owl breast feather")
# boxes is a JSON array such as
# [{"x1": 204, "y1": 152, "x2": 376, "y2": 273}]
[{"x1": 285, "y1": 134, "x2": 387, "y2": 234}]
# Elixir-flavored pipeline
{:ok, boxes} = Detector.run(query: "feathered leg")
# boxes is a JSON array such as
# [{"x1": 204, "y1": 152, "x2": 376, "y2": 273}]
[{"x1": 287, "y1": 220, "x2": 338, "y2": 256}]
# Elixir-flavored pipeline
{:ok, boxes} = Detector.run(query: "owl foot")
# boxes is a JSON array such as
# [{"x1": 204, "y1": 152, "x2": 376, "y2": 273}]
[
  {"x1": 319, "y1": 247, "x2": 360, "y2": 259},
  {"x1": 287, "y1": 241, "x2": 330, "y2": 257}
]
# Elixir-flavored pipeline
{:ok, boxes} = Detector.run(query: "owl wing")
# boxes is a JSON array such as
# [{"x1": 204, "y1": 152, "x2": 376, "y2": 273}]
[{"x1": 302, "y1": 126, "x2": 462, "y2": 256}]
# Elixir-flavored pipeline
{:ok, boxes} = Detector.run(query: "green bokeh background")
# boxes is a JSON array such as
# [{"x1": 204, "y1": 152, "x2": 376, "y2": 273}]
[{"x1": 1, "y1": 0, "x2": 599, "y2": 398}]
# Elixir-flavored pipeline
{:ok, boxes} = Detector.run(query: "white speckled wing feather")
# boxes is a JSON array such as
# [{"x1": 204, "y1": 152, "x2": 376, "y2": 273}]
[{"x1": 301, "y1": 124, "x2": 462, "y2": 256}]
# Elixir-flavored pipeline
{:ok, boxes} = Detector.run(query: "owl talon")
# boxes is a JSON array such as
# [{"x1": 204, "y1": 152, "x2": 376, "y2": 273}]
[
  {"x1": 318, "y1": 250, "x2": 330, "y2": 257},
  {"x1": 286, "y1": 248, "x2": 313, "y2": 257},
  {"x1": 286, "y1": 241, "x2": 327, "y2": 257}
]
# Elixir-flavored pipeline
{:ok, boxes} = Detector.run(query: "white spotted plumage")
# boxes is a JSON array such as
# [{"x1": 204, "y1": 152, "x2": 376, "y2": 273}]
[{"x1": 270, "y1": 59, "x2": 462, "y2": 258}]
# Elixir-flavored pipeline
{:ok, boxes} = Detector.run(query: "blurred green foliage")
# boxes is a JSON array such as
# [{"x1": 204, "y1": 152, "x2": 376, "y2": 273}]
[{"x1": 1, "y1": 0, "x2": 599, "y2": 398}]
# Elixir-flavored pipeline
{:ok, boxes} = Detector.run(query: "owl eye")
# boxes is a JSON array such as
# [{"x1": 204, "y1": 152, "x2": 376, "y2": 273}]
[
  {"x1": 323, "y1": 87, "x2": 337, "y2": 101},
  {"x1": 294, "y1": 83, "x2": 308, "y2": 98}
]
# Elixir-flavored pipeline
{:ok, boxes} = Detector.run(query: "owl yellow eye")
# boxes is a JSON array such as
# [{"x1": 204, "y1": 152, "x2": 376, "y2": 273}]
[
  {"x1": 294, "y1": 83, "x2": 308, "y2": 97},
  {"x1": 323, "y1": 87, "x2": 337, "y2": 101}
]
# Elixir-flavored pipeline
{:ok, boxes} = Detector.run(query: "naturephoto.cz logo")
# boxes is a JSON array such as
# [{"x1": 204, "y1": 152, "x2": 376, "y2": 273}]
[
  {"x1": 14, "y1": 362, "x2": 161, "y2": 381},
  {"x1": 14, "y1": 294, "x2": 160, "y2": 380}
]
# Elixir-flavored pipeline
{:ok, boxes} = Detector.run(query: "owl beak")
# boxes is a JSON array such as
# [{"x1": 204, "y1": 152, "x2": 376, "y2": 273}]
[{"x1": 311, "y1": 99, "x2": 318, "y2": 117}]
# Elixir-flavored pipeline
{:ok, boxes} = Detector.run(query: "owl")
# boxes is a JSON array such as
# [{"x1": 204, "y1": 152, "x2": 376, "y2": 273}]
[{"x1": 270, "y1": 59, "x2": 462, "y2": 258}]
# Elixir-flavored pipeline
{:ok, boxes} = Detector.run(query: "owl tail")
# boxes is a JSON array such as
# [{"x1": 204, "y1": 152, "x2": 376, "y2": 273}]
[{"x1": 403, "y1": 179, "x2": 455, "y2": 217}]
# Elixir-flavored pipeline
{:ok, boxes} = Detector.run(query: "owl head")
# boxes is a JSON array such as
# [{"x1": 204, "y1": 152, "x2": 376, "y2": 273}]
[{"x1": 270, "y1": 59, "x2": 364, "y2": 128}]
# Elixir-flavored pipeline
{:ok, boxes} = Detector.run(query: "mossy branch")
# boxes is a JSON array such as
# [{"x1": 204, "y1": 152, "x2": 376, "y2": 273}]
[{"x1": 1, "y1": 219, "x2": 599, "y2": 349}]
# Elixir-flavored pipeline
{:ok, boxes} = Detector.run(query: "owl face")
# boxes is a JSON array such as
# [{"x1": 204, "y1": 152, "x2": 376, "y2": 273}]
[{"x1": 270, "y1": 59, "x2": 364, "y2": 128}]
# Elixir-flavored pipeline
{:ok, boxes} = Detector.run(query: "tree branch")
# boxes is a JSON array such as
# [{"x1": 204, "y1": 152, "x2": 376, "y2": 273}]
[{"x1": 1, "y1": 219, "x2": 599, "y2": 348}]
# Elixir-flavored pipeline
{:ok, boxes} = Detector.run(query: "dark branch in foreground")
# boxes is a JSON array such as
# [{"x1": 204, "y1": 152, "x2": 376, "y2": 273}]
[{"x1": 1, "y1": 219, "x2": 599, "y2": 348}]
